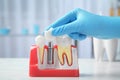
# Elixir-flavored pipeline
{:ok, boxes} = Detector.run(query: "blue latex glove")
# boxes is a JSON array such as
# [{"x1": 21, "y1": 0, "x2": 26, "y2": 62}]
[{"x1": 45, "y1": 8, "x2": 120, "y2": 40}]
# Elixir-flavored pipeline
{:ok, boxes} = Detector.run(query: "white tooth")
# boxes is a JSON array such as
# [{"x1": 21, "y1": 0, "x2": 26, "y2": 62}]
[
  {"x1": 35, "y1": 35, "x2": 45, "y2": 64},
  {"x1": 35, "y1": 35, "x2": 45, "y2": 47},
  {"x1": 93, "y1": 38, "x2": 104, "y2": 62},
  {"x1": 56, "y1": 35, "x2": 72, "y2": 46},
  {"x1": 56, "y1": 35, "x2": 73, "y2": 66},
  {"x1": 103, "y1": 39, "x2": 118, "y2": 62},
  {"x1": 93, "y1": 38, "x2": 118, "y2": 62},
  {"x1": 44, "y1": 28, "x2": 56, "y2": 42}
]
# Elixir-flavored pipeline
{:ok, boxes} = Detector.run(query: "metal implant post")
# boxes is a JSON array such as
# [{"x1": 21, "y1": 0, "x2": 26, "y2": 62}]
[{"x1": 47, "y1": 42, "x2": 54, "y2": 64}]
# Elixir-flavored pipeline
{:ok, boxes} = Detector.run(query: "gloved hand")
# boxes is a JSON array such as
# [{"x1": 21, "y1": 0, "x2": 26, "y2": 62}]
[{"x1": 45, "y1": 8, "x2": 120, "y2": 40}]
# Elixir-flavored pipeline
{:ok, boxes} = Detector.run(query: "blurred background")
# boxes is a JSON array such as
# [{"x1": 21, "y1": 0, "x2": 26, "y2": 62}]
[{"x1": 0, "y1": 0, "x2": 120, "y2": 59}]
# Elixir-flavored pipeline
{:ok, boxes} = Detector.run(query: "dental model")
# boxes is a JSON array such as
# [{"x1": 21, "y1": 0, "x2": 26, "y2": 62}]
[
  {"x1": 44, "y1": 28, "x2": 73, "y2": 66},
  {"x1": 56, "y1": 36, "x2": 73, "y2": 66},
  {"x1": 35, "y1": 35, "x2": 46, "y2": 64},
  {"x1": 35, "y1": 35, "x2": 59, "y2": 69},
  {"x1": 93, "y1": 38, "x2": 118, "y2": 62},
  {"x1": 44, "y1": 28, "x2": 56, "y2": 64},
  {"x1": 29, "y1": 30, "x2": 79, "y2": 77}
]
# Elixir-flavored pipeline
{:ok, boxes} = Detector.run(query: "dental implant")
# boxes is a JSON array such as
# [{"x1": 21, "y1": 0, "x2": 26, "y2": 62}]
[
  {"x1": 44, "y1": 28, "x2": 56, "y2": 65},
  {"x1": 47, "y1": 42, "x2": 54, "y2": 64}
]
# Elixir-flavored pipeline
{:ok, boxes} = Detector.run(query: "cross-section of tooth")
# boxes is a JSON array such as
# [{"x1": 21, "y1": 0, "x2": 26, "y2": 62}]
[
  {"x1": 35, "y1": 35, "x2": 45, "y2": 64},
  {"x1": 56, "y1": 36, "x2": 73, "y2": 66},
  {"x1": 44, "y1": 28, "x2": 56, "y2": 42}
]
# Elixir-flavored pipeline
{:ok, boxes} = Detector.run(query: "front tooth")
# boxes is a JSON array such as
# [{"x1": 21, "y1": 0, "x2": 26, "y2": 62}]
[
  {"x1": 56, "y1": 35, "x2": 72, "y2": 66},
  {"x1": 35, "y1": 35, "x2": 45, "y2": 64}
]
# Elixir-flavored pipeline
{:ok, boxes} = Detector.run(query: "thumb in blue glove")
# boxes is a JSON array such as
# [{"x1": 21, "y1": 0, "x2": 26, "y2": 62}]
[{"x1": 45, "y1": 8, "x2": 120, "y2": 40}]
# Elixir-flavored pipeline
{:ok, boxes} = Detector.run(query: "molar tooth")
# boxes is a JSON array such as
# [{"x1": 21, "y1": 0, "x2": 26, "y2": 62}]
[
  {"x1": 56, "y1": 35, "x2": 72, "y2": 46},
  {"x1": 93, "y1": 38, "x2": 104, "y2": 61},
  {"x1": 35, "y1": 35, "x2": 45, "y2": 64},
  {"x1": 56, "y1": 36, "x2": 73, "y2": 66},
  {"x1": 93, "y1": 38, "x2": 118, "y2": 62},
  {"x1": 103, "y1": 39, "x2": 118, "y2": 62}
]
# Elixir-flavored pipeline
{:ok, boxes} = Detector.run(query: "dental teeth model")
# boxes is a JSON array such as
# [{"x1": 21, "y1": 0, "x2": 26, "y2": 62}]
[
  {"x1": 35, "y1": 35, "x2": 46, "y2": 64},
  {"x1": 44, "y1": 28, "x2": 73, "y2": 66},
  {"x1": 56, "y1": 36, "x2": 73, "y2": 66},
  {"x1": 93, "y1": 38, "x2": 118, "y2": 62},
  {"x1": 44, "y1": 28, "x2": 56, "y2": 64},
  {"x1": 30, "y1": 29, "x2": 79, "y2": 77},
  {"x1": 34, "y1": 28, "x2": 78, "y2": 68}
]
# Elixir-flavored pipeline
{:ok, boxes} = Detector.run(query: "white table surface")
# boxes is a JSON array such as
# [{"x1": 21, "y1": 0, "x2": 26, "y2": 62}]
[{"x1": 0, "y1": 58, "x2": 120, "y2": 80}]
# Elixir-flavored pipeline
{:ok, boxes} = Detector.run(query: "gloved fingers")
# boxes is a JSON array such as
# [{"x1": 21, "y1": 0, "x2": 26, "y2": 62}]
[
  {"x1": 52, "y1": 20, "x2": 79, "y2": 36},
  {"x1": 45, "y1": 9, "x2": 78, "y2": 31},
  {"x1": 68, "y1": 32, "x2": 87, "y2": 40}
]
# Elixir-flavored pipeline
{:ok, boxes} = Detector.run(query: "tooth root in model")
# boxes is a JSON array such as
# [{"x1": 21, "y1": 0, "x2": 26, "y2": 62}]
[
  {"x1": 93, "y1": 38, "x2": 104, "y2": 61},
  {"x1": 56, "y1": 36, "x2": 73, "y2": 66},
  {"x1": 57, "y1": 46, "x2": 72, "y2": 66},
  {"x1": 35, "y1": 35, "x2": 45, "y2": 64},
  {"x1": 103, "y1": 39, "x2": 118, "y2": 62}
]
